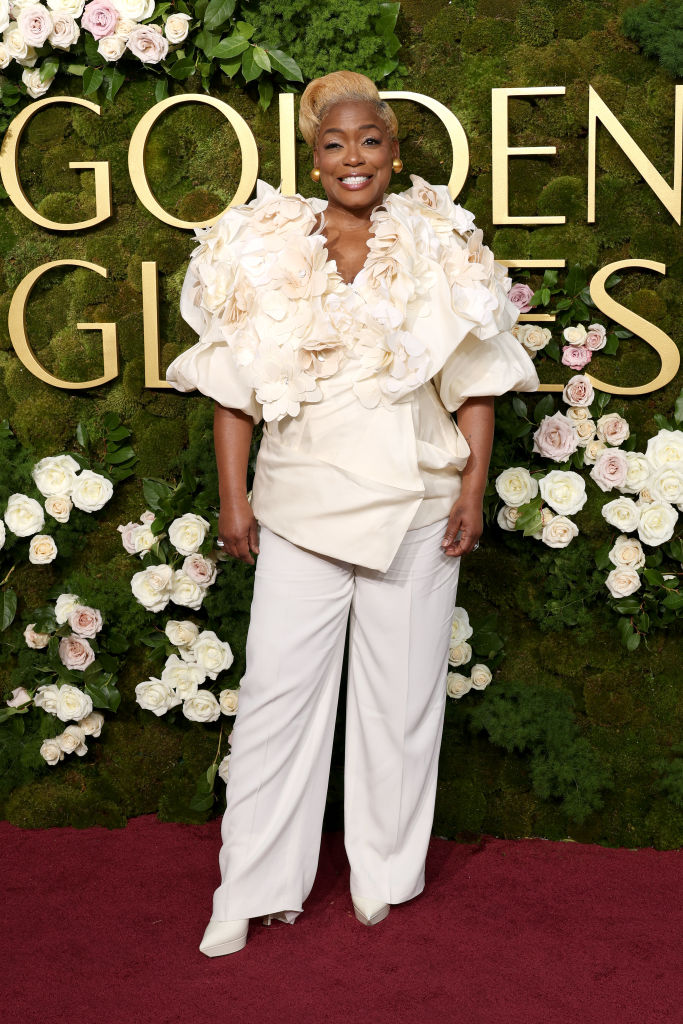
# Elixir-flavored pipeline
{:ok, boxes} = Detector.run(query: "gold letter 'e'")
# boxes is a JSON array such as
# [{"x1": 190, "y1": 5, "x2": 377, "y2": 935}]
[
  {"x1": 9, "y1": 260, "x2": 118, "y2": 389},
  {"x1": 0, "y1": 96, "x2": 111, "y2": 230},
  {"x1": 128, "y1": 94, "x2": 259, "y2": 229},
  {"x1": 588, "y1": 260, "x2": 680, "y2": 395}
]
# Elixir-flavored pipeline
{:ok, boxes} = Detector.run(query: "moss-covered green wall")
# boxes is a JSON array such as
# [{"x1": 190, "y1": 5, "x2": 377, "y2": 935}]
[{"x1": 1, "y1": 0, "x2": 681, "y2": 848}]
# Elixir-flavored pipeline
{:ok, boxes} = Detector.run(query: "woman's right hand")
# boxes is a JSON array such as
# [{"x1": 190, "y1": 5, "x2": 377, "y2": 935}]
[{"x1": 218, "y1": 496, "x2": 260, "y2": 565}]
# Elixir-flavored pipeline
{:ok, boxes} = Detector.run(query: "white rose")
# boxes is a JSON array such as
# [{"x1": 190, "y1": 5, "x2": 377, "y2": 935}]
[
  {"x1": 469, "y1": 664, "x2": 492, "y2": 690},
  {"x1": 596, "y1": 412, "x2": 630, "y2": 446},
  {"x1": 28, "y1": 533, "x2": 58, "y2": 564},
  {"x1": 139, "y1": 509, "x2": 156, "y2": 524},
  {"x1": 563, "y1": 324, "x2": 587, "y2": 346},
  {"x1": 21, "y1": 65, "x2": 55, "y2": 98},
  {"x1": 131, "y1": 563, "x2": 173, "y2": 612},
  {"x1": 98, "y1": 32, "x2": 125, "y2": 60},
  {"x1": 539, "y1": 470, "x2": 587, "y2": 516},
  {"x1": 0, "y1": 43, "x2": 9, "y2": 69},
  {"x1": 55, "y1": 592, "x2": 79, "y2": 624},
  {"x1": 541, "y1": 515, "x2": 578, "y2": 549},
  {"x1": 24, "y1": 621, "x2": 50, "y2": 648},
  {"x1": 448, "y1": 640, "x2": 472, "y2": 667},
  {"x1": 182, "y1": 689, "x2": 221, "y2": 723},
  {"x1": 497, "y1": 505, "x2": 520, "y2": 531},
  {"x1": 3, "y1": 21, "x2": 29, "y2": 60},
  {"x1": 605, "y1": 567, "x2": 641, "y2": 599},
  {"x1": 168, "y1": 513, "x2": 210, "y2": 556},
  {"x1": 0, "y1": 519, "x2": 5, "y2": 549},
  {"x1": 46, "y1": 0, "x2": 85, "y2": 15},
  {"x1": 45, "y1": 495, "x2": 72, "y2": 522},
  {"x1": 565, "y1": 406, "x2": 590, "y2": 423},
  {"x1": 217, "y1": 753, "x2": 231, "y2": 784},
  {"x1": 446, "y1": 672, "x2": 471, "y2": 699},
  {"x1": 601, "y1": 496, "x2": 641, "y2": 532},
  {"x1": 450, "y1": 607, "x2": 473, "y2": 643},
  {"x1": 6, "y1": 685, "x2": 31, "y2": 707},
  {"x1": 79, "y1": 710, "x2": 104, "y2": 737},
  {"x1": 164, "y1": 10, "x2": 190, "y2": 42},
  {"x1": 40, "y1": 737, "x2": 64, "y2": 765},
  {"x1": 645, "y1": 428, "x2": 683, "y2": 468},
  {"x1": 34, "y1": 683, "x2": 60, "y2": 714},
  {"x1": 562, "y1": 375, "x2": 594, "y2": 407},
  {"x1": 56, "y1": 723, "x2": 88, "y2": 755},
  {"x1": 620, "y1": 452, "x2": 652, "y2": 495},
  {"x1": 648, "y1": 465, "x2": 683, "y2": 506},
  {"x1": 219, "y1": 687, "x2": 239, "y2": 716},
  {"x1": 583, "y1": 439, "x2": 608, "y2": 465},
  {"x1": 573, "y1": 419, "x2": 596, "y2": 447},
  {"x1": 111, "y1": 0, "x2": 154, "y2": 18},
  {"x1": 4, "y1": 492, "x2": 44, "y2": 536},
  {"x1": 135, "y1": 677, "x2": 182, "y2": 716},
  {"x1": 48, "y1": 9, "x2": 78, "y2": 47},
  {"x1": 113, "y1": 13, "x2": 135, "y2": 37},
  {"x1": 31, "y1": 454, "x2": 79, "y2": 497},
  {"x1": 192, "y1": 630, "x2": 234, "y2": 680},
  {"x1": 170, "y1": 569, "x2": 205, "y2": 610},
  {"x1": 495, "y1": 467, "x2": 539, "y2": 508},
  {"x1": 608, "y1": 535, "x2": 646, "y2": 570},
  {"x1": 131, "y1": 524, "x2": 157, "y2": 557},
  {"x1": 164, "y1": 619, "x2": 199, "y2": 648},
  {"x1": 55, "y1": 683, "x2": 93, "y2": 723},
  {"x1": 70, "y1": 470, "x2": 113, "y2": 512},
  {"x1": 160, "y1": 654, "x2": 206, "y2": 699},
  {"x1": 516, "y1": 324, "x2": 551, "y2": 355},
  {"x1": 637, "y1": 501, "x2": 678, "y2": 546}
]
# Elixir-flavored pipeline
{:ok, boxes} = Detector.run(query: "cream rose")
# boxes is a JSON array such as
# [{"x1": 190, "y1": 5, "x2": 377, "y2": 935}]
[
  {"x1": 28, "y1": 534, "x2": 58, "y2": 564},
  {"x1": 48, "y1": 10, "x2": 79, "y2": 47},
  {"x1": 566, "y1": 406, "x2": 590, "y2": 423},
  {"x1": 67, "y1": 604, "x2": 103, "y2": 638},
  {"x1": 34, "y1": 683, "x2": 60, "y2": 714},
  {"x1": 562, "y1": 375, "x2": 594, "y2": 407},
  {"x1": 40, "y1": 737, "x2": 64, "y2": 765},
  {"x1": 541, "y1": 515, "x2": 578, "y2": 549},
  {"x1": 637, "y1": 501, "x2": 678, "y2": 546},
  {"x1": 608, "y1": 535, "x2": 646, "y2": 570},
  {"x1": 4, "y1": 492, "x2": 44, "y2": 536},
  {"x1": 168, "y1": 513, "x2": 210, "y2": 556},
  {"x1": 450, "y1": 607, "x2": 473, "y2": 643},
  {"x1": 31, "y1": 454, "x2": 79, "y2": 497},
  {"x1": 98, "y1": 32, "x2": 125, "y2": 59},
  {"x1": 131, "y1": 563, "x2": 173, "y2": 612},
  {"x1": 573, "y1": 419, "x2": 596, "y2": 447},
  {"x1": 55, "y1": 683, "x2": 93, "y2": 722},
  {"x1": 79, "y1": 710, "x2": 104, "y2": 736},
  {"x1": 135, "y1": 677, "x2": 182, "y2": 716},
  {"x1": 0, "y1": 43, "x2": 9, "y2": 68},
  {"x1": 497, "y1": 505, "x2": 520, "y2": 531},
  {"x1": 192, "y1": 630, "x2": 234, "y2": 680},
  {"x1": 596, "y1": 412, "x2": 630, "y2": 446},
  {"x1": 469, "y1": 664, "x2": 493, "y2": 691},
  {"x1": 164, "y1": 11, "x2": 190, "y2": 43},
  {"x1": 21, "y1": 66, "x2": 55, "y2": 98},
  {"x1": 605, "y1": 567, "x2": 641, "y2": 599},
  {"x1": 70, "y1": 470, "x2": 113, "y2": 512},
  {"x1": 182, "y1": 553, "x2": 217, "y2": 587},
  {"x1": 165, "y1": 619, "x2": 199, "y2": 648},
  {"x1": 645, "y1": 429, "x2": 683, "y2": 468},
  {"x1": 56, "y1": 724, "x2": 88, "y2": 755},
  {"x1": 516, "y1": 324, "x2": 552, "y2": 355},
  {"x1": 583, "y1": 439, "x2": 608, "y2": 465},
  {"x1": 563, "y1": 324, "x2": 587, "y2": 346},
  {"x1": 55, "y1": 592, "x2": 79, "y2": 624},
  {"x1": 113, "y1": 13, "x2": 135, "y2": 37},
  {"x1": 219, "y1": 688, "x2": 239, "y2": 716},
  {"x1": 160, "y1": 654, "x2": 206, "y2": 699},
  {"x1": 601, "y1": 496, "x2": 641, "y2": 532},
  {"x1": 126, "y1": 21, "x2": 168, "y2": 62},
  {"x1": 648, "y1": 465, "x2": 683, "y2": 506},
  {"x1": 495, "y1": 467, "x2": 539, "y2": 508},
  {"x1": 58, "y1": 636, "x2": 95, "y2": 672},
  {"x1": 24, "y1": 621, "x2": 50, "y2": 648},
  {"x1": 446, "y1": 672, "x2": 471, "y2": 699},
  {"x1": 532, "y1": 412, "x2": 579, "y2": 463},
  {"x1": 448, "y1": 641, "x2": 472, "y2": 667},
  {"x1": 170, "y1": 569, "x2": 205, "y2": 610},
  {"x1": 539, "y1": 470, "x2": 587, "y2": 516},
  {"x1": 182, "y1": 689, "x2": 221, "y2": 723},
  {"x1": 45, "y1": 495, "x2": 72, "y2": 522},
  {"x1": 589, "y1": 449, "x2": 628, "y2": 492}
]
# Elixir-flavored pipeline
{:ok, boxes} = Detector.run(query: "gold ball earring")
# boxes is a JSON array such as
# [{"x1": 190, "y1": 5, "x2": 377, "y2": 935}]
[
  {"x1": 310, "y1": 166, "x2": 321, "y2": 182},
  {"x1": 392, "y1": 158, "x2": 403, "y2": 173}
]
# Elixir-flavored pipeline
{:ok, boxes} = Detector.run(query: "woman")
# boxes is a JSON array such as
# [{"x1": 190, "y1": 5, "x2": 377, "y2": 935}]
[{"x1": 166, "y1": 70, "x2": 539, "y2": 957}]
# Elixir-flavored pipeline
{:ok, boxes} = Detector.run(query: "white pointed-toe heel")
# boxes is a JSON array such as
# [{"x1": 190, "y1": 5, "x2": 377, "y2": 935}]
[
  {"x1": 199, "y1": 918, "x2": 250, "y2": 957},
  {"x1": 351, "y1": 894, "x2": 390, "y2": 926},
  {"x1": 262, "y1": 910, "x2": 299, "y2": 925}
]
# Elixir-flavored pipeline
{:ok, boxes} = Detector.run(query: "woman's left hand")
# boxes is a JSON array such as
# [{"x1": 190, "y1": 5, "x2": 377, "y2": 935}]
[{"x1": 441, "y1": 492, "x2": 484, "y2": 557}]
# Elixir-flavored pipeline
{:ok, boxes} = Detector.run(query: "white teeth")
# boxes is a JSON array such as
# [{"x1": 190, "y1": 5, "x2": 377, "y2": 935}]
[{"x1": 340, "y1": 176, "x2": 370, "y2": 183}]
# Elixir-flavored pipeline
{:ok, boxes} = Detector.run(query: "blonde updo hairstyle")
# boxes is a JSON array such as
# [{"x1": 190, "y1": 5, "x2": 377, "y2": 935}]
[{"x1": 299, "y1": 70, "x2": 398, "y2": 149}]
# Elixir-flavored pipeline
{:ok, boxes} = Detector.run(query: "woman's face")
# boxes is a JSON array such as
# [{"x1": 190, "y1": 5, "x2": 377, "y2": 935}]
[{"x1": 313, "y1": 100, "x2": 399, "y2": 215}]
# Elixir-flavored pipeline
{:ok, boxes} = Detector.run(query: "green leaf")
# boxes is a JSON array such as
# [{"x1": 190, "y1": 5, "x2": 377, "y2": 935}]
[
  {"x1": 662, "y1": 591, "x2": 683, "y2": 610},
  {"x1": 40, "y1": 57, "x2": 59, "y2": 82},
  {"x1": 654, "y1": 413, "x2": 673, "y2": 431},
  {"x1": 241, "y1": 45, "x2": 261, "y2": 82},
  {"x1": 154, "y1": 77, "x2": 169, "y2": 103},
  {"x1": 512, "y1": 396, "x2": 527, "y2": 418},
  {"x1": 258, "y1": 77, "x2": 274, "y2": 110},
  {"x1": 143, "y1": 478, "x2": 173, "y2": 511},
  {"x1": 219, "y1": 57, "x2": 242, "y2": 77},
  {"x1": 533, "y1": 393, "x2": 555, "y2": 423},
  {"x1": 375, "y1": 1, "x2": 400, "y2": 35},
  {"x1": 602, "y1": 333, "x2": 619, "y2": 355},
  {"x1": 564, "y1": 265, "x2": 587, "y2": 295},
  {"x1": 545, "y1": 339, "x2": 561, "y2": 362},
  {"x1": 643, "y1": 568, "x2": 666, "y2": 587},
  {"x1": 267, "y1": 47, "x2": 303, "y2": 82},
  {"x1": 625, "y1": 630, "x2": 641, "y2": 651},
  {"x1": 674, "y1": 388, "x2": 683, "y2": 425},
  {"x1": 1, "y1": 589, "x2": 17, "y2": 631},
  {"x1": 594, "y1": 539, "x2": 613, "y2": 570},
  {"x1": 206, "y1": 763, "x2": 218, "y2": 786},
  {"x1": 235, "y1": 20, "x2": 254, "y2": 38},
  {"x1": 541, "y1": 287, "x2": 551, "y2": 305},
  {"x1": 85, "y1": 679, "x2": 121, "y2": 712},
  {"x1": 204, "y1": 0, "x2": 236, "y2": 31},
  {"x1": 211, "y1": 33, "x2": 249, "y2": 60},
  {"x1": 0, "y1": 704, "x2": 30, "y2": 724},
  {"x1": 613, "y1": 597, "x2": 641, "y2": 615},
  {"x1": 76, "y1": 421, "x2": 90, "y2": 450},
  {"x1": 82, "y1": 66, "x2": 104, "y2": 96},
  {"x1": 104, "y1": 446, "x2": 136, "y2": 465},
  {"x1": 168, "y1": 56, "x2": 196, "y2": 80}
]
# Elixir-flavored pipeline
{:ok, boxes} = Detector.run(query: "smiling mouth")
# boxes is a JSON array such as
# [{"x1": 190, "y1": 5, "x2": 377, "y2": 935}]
[{"x1": 338, "y1": 174, "x2": 373, "y2": 188}]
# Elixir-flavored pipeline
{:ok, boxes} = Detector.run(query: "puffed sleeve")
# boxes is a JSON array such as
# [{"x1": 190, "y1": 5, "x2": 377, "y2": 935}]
[
  {"x1": 432, "y1": 225, "x2": 540, "y2": 413},
  {"x1": 166, "y1": 208, "x2": 263, "y2": 425}
]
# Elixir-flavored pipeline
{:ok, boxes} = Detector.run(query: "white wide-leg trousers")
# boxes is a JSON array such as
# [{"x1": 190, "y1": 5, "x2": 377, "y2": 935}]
[{"x1": 211, "y1": 517, "x2": 461, "y2": 923}]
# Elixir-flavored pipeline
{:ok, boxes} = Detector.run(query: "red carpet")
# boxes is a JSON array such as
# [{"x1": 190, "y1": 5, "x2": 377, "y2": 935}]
[{"x1": 3, "y1": 814, "x2": 680, "y2": 1024}]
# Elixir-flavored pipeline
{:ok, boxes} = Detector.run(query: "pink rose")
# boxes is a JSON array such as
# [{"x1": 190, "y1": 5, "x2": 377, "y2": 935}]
[
  {"x1": 585, "y1": 323, "x2": 607, "y2": 351},
  {"x1": 17, "y1": 4, "x2": 53, "y2": 46},
  {"x1": 58, "y1": 635, "x2": 95, "y2": 671},
  {"x1": 67, "y1": 604, "x2": 103, "y2": 638},
  {"x1": 508, "y1": 283, "x2": 535, "y2": 313},
  {"x1": 562, "y1": 374, "x2": 594, "y2": 407},
  {"x1": 81, "y1": 0, "x2": 118, "y2": 40},
  {"x1": 532, "y1": 411, "x2": 580, "y2": 463},
  {"x1": 126, "y1": 23, "x2": 169, "y2": 63},
  {"x1": 562, "y1": 345, "x2": 592, "y2": 370},
  {"x1": 590, "y1": 449, "x2": 629, "y2": 492},
  {"x1": 182, "y1": 553, "x2": 217, "y2": 587}
]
